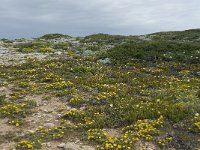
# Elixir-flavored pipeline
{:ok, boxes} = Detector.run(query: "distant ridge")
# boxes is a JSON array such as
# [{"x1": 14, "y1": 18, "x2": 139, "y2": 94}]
[{"x1": 38, "y1": 33, "x2": 72, "y2": 40}]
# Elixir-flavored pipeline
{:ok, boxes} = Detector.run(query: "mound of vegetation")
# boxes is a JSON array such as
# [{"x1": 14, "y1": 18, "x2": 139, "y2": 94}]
[
  {"x1": 148, "y1": 29, "x2": 200, "y2": 41},
  {"x1": 14, "y1": 41, "x2": 54, "y2": 53},
  {"x1": 39, "y1": 33, "x2": 71, "y2": 40},
  {"x1": 0, "y1": 38, "x2": 13, "y2": 43},
  {"x1": 14, "y1": 40, "x2": 71, "y2": 53},
  {"x1": 53, "y1": 42, "x2": 70, "y2": 50},
  {"x1": 81, "y1": 33, "x2": 136, "y2": 44},
  {"x1": 106, "y1": 40, "x2": 200, "y2": 64}
]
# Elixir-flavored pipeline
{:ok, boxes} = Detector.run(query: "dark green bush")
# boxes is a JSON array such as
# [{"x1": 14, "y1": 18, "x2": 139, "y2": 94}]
[
  {"x1": 39, "y1": 34, "x2": 70, "y2": 40},
  {"x1": 106, "y1": 41, "x2": 200, "y2": 64},
  {"x1": 53, "y1": 42, "x2": 69, "y2": 50}
]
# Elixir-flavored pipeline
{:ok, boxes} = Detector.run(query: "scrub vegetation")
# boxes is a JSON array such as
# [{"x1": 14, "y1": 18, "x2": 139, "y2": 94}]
[{"x1": 0, "y1": 30, "x2": 199, "y2": 150}]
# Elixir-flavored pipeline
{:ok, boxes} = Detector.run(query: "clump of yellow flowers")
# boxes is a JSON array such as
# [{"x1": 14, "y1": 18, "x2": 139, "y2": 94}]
[
  {"x1": 8, "y1": 119, "x2": 20, "y2": 127},
  {"x1": 17, "y1": 140, "x2": 34, "y2": 149},
  {"x1": 194, "y1": 115, "x2": 200, "y2": 130},
  {"x1": 98, "y1": 115, "x2": 165, "y2": 150},
  {"x1": 122, "y1": 115, "x2": 164, "y2": 140},
  {"x1": 0, "y1": 102, "x2": 25, "y2": 118},
  {"x1": 99, "y1": 136, "x2": 133, "y2": 150},
  {"x1": 0, "y1": 99, "x2": 34, "y2": 127},
  {"x1": 193, "y1": 114, "x2": 200, "y2": 149},
  {"x1": 45, "y1": 80, "x2": 73, "y2": 90},
  {"x1": 69, "y1": 95, "x2": 84, "y2": 106},
  {"x1": 63, "y1": 109, "x2": 86, "y2": 123},
  {"x1": 87, "y1": 129, "x2": 107, "y2": 143},
  {"x1": 38, "y1": 47, "x2": 53, "y2": 52},
  {"x1": 157, "y1": 137, "x2": 173, "y2": 147},
  {"x1": 15, "y1": 126, "x2": 66, "y2": 149}
]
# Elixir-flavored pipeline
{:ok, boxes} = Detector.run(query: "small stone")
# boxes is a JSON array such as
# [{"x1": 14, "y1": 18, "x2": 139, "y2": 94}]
[
  {"x1": 44, "y1": 109, "x2": 48, "y2": 113},
  {"x1": 58, "y1": 143, "x2": 66, "y2": 148},
  {"x1": 82, "y1": 50, "x2": 95, "y2": 56},
  {"x1": 55, "y1": 51, "x2": 62, "y2": 55},
  {"x1": 66, "y1": 106, "x2": 72, "y2": 110},
  {"x1": 46, "y1": 119, "x2": 51, "y2": 122},
  {"x1": 44, "y1": 109, "x2": 53, "y2": 113},
  {"x1": 43, "y1": 142, "x2": 51, "y2": 147},
  {"x1": 28, "y1": 130, "x2": 35, "y2": 133},
  {"x1": 97, "y1": 58, "x2": 111, "y2": 64},
  {"x1": 74, "y1": 139, "x2": 80, "y2": 144},
  {"x1": 44, "y1": 123, "x2": 55, "y2": 128},
  {"x1": 57, "y1": 114, "x2": 62, "y2": 117},
  {"x1": 80, "y1": 106, "x2": 86, "y2": 110},
  {"x1": 197, "y1": 71, "x2": 200, "y2": 76}
]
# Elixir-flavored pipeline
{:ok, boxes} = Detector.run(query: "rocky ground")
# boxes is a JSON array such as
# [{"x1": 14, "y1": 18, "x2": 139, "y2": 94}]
[{"x1": 0, "y1": 46, "x2": 48, "y2": 66}]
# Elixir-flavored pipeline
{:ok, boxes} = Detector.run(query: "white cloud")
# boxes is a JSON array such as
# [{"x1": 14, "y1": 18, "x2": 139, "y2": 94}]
[{"x1": 0, "y1": 0, "x2": 200, "y2": 38}]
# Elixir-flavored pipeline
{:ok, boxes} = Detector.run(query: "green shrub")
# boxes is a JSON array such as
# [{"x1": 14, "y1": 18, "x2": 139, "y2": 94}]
[
  {"x1": 106, "y1": 41, "x2": 200, "y2": 64},
  {"x1": 14, "y1": 42, "x2": 51, "y2": 53},
  {"x1": 22, "y1": 48, "x2": 35, "y2": 53},
  {"x1": 39, "y1": 34, "x2": 71, "y2": 40},
  {"x1": 38, "y1": 47, "x2": 53, "y2": 52},
  {"x1": 53, "y1": 42, "x2": 69, "y2": 50}
]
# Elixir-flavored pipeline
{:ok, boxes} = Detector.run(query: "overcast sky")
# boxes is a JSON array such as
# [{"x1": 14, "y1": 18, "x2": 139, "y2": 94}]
[{"x1": 0, "y1": 0, "x2": 200, "y2": 38}]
